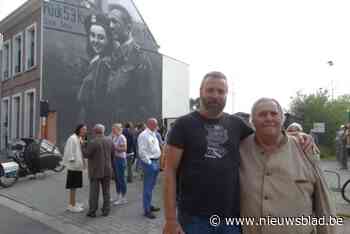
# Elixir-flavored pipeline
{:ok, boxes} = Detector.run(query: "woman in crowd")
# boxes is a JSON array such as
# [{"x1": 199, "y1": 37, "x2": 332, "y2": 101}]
[
  {"x1": 63, "y1": 124, "x2": 87, "y2": 213},
  {"x1": 110, "y1": 123, "x2": 128, "y2": 205}
]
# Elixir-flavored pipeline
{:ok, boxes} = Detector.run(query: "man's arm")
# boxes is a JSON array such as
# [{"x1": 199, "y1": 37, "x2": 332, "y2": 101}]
[
  {"x1": 83, "y1": 141, "x2": 96, "y2": 159},
  {"x1": 163, "y1": 144, "x2": 185, "y2": 234},
  {"x1": 313, "y1": 167, "x2": 337, "y2": 234}
]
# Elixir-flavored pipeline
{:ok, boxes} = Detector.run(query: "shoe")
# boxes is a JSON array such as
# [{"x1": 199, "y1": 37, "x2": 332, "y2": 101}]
[
  {"x1": 144, "y1": 211, "x2": 156, "y2": 219},
  {"x1": 67, "y1": 205, "x2": 84, "y2": 213},
  {"x1": 113, "y1": 196, "x2": 127, "y2": 205},
  {"x1": 86, "y1": 212, "x2": 96, "y2": 217},
  {"x1": 102, "y1": 212, "x2": 109, "y2": 217},
  {"x1": 76, "y1": 202, "x2": 84, "y2": 208},
  {"x1": 150, "y1": 206, "x2": 160, "y2": 212},
  {"x1": 111, "y1": 193, "x2": 120, "y2": 202}
]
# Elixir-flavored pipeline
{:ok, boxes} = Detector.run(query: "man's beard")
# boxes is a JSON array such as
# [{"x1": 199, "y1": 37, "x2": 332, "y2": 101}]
[{"x1": 200, "y1": 97, "x2": 226, "y2": 116}]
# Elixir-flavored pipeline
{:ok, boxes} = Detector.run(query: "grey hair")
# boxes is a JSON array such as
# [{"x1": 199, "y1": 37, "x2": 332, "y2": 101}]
[
  {"x1": 250, "y1": 98, "x2": 285, "y2": 128},
  {"x1": 287, "y1": 122, "x2": 303, "y2": 132},
  {"x1": 94, "y1": 123, "x2": 105, "y2": 134}
]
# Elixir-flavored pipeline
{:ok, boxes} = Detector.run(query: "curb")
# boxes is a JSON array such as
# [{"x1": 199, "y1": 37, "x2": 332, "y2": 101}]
[{"x1": 0, "y1": 194, "x2": 93, "y2": 234}]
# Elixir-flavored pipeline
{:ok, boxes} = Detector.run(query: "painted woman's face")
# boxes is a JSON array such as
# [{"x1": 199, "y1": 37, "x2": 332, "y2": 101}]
[{"x1": 89, "y1": 24, "x2": 108, "y2": 54}]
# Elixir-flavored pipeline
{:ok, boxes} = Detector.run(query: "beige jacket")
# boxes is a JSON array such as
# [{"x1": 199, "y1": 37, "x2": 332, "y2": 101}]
[
  {"x1": 239, "y1": 134, "x2": 336, "y2": 234},
  {"x1": 63, "y1": 134, "x2": 84, "y2": 171}
]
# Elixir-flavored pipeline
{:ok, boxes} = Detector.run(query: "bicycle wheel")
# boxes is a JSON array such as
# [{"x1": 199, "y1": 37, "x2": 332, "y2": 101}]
[
  {"x1": 0, "y1": 164, "x2": 19, "y2": 188},
  {"x1": 341, "y1": 179, "x2": 350, "y2": 203}
]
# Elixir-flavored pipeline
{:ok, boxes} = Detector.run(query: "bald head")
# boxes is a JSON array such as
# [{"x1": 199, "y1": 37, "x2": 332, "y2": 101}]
[{"x1": 146, "y1": 118, "x2": 158, "y2": 132}]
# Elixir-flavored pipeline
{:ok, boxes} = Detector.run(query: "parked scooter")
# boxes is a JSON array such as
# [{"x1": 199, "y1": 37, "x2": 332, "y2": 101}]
[{"x1": 0, "y1": 138, "x2": 65, "y2": 188}]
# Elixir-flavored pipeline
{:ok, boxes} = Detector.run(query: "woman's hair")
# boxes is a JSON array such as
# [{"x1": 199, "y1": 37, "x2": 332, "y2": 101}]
[
  {"x1": 74, "y1": 124, "x2": 86, "y2": 135},
  {"x1": 84, "y1": 13, "x2": 113, "y2": 58}
]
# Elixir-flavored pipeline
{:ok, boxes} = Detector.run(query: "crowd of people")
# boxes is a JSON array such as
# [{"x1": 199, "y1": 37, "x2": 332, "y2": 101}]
[
  {"x1": 335, "y1": 123, "x2": 350, "y2": 170},
  {"x1": 62, "y1": 70, "x2": 338, "y2": 234},
  {"x1": 62, "y1": 118, "x2": 165, "y2": 219}
]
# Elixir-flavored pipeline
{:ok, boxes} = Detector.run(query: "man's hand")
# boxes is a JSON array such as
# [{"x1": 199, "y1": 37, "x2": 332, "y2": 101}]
[
  {"x1": 163, "y1": 220, "x2": 185, "y2": 234},
  {"x1": 288, "y1": 131, "x2": 314, "y2": 153}
]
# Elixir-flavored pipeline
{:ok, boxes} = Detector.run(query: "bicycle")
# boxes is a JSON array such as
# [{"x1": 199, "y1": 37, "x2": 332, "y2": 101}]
[{"x1": 341, "y1": 178, "x2": 350, "y2": 203}]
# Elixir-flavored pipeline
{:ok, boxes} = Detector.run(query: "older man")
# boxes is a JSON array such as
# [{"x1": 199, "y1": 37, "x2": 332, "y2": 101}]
[
  {"x1": 239, "y1": 98, "x2": 336, "y2": 234},
  {"x1": 138, "y1": 118, "x2": 162, "y2": 219},
  {"x1": 84, "y1": 124, "x2": 115, "y2": 217}
]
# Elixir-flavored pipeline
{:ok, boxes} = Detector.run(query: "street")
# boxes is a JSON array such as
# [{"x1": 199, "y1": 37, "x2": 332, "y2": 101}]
[
  {"x1": 0, "y1": 160, "x2": 348, "y2": 233},
  {"x1": 0, "y1": 204, "x2": 60, "y2": 234}
]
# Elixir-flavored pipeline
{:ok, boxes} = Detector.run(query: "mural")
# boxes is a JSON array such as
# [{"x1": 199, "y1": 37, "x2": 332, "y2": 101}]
[{"x1": 42, "y1": 0, "x2": 162, "y2": 146}]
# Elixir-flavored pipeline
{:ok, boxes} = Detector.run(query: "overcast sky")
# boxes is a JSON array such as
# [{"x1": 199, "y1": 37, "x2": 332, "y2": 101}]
[{"x1": 1, "y1": 0, "x2": 350, "y2": 113}]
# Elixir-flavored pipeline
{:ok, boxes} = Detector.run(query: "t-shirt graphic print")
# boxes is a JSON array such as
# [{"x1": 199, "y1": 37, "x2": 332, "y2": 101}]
[{"x1": 204, "y1": 124, "x2": 228, "y2": 159}]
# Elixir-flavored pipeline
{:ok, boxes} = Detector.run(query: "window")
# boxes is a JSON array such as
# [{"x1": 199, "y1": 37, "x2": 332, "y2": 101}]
[
  {"x1": 24, "y1": 89, "x2": 36, "y2": 138},
  {"x1": 25, "y1": 23, "x2": 37, "y2": 70},
  {"x1": 1, "y1": 97, "x2": 10, "y2": 149},
  {"x1": 0, "y1": 49, "x2": 2, "y2": 81},
  {"x1": 2, "y1": 40, "x2": 11, "y2": 80},
  {"x1": 11, "y1": 93, "x2": 22, "y2": 139},
  {"x1": 13, "y1": 32, "x2": 23, "y2": 75}
]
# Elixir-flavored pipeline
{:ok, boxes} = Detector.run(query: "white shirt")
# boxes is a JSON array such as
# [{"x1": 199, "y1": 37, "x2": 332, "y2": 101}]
[{"x1": 137, "y1": 128, "x2": 161, "y2": 164}]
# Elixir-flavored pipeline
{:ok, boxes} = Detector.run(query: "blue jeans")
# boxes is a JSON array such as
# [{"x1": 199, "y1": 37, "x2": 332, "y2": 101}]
[
  {"x1": 113, "y1": 157, "x2": 127, "y2": 195},
  {"x1": 178, "y1": 212, "x2": 241, "y2": 234},
  {"x1": 142, "y1": 160, "x2": 160, "y2": 214}
]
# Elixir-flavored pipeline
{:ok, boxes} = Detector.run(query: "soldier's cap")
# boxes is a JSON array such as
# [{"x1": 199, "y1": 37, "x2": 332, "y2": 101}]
[
  {"x1": 108, "y1": 4, "x2": 133, "y2": 26},
  {"x1": 84, "y1": 13, "x2": 110, "y2": 33}
]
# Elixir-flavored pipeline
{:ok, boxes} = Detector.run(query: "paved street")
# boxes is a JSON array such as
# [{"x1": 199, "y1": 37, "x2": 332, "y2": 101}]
[
  {"x1": 0, "y1": 204, "x2": 60, "y2": 234},
  {"x1": 0, "y1": 160, "x2": 348, "y2": 233}
]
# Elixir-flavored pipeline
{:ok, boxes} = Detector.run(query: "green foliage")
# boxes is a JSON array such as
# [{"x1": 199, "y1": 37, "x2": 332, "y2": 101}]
[{"x1": 289, "y1": 90, "x2": 350, "y2": 153}]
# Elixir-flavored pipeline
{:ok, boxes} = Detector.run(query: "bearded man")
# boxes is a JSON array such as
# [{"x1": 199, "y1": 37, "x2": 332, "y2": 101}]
[{"x1": 163, "y1": 71, "x2": 253, "y2": 234}]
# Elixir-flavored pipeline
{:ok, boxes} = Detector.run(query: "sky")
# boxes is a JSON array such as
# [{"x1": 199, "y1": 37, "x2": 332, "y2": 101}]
[{"x1": 1, "y1": 0, "x2": 350, "y2": 114}]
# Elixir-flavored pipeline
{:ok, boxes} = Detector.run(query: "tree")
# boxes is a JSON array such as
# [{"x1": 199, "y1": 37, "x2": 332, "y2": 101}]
[{"x1": 289, "y1": 89, "x2": 350, "y2": 156}]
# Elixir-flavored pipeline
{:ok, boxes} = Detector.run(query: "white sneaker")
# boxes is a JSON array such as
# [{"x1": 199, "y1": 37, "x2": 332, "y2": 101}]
[
  {"x1": 76, "y1": 202, "x2": 84, "y2": 208},
  {"x1": 113, "y1": 197, "x2": 127, "y2": 205},
  {"x1": 67, "y1": 205, "x2": 84, "y2": 213},
  {"x1": 111, "y1": 193, "x2": 120, "y2": 202}
]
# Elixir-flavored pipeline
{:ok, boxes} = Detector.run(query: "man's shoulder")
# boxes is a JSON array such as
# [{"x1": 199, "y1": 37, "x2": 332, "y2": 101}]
[{"x1": 176, "y1": 112, "x2": 199, "y2": 124}]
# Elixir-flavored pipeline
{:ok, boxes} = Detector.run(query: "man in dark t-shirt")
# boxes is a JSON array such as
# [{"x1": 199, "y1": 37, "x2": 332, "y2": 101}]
[{"x1": 163, "y1": 71, "x2": 252, "y2": 234}]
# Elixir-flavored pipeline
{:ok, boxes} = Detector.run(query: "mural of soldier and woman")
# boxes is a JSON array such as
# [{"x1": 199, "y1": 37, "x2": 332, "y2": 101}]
[{"x1": 42, "y1": 0, "x2": 161, "y2": 146}]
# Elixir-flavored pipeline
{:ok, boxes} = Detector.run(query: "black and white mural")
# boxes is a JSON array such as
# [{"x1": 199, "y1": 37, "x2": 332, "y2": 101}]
[{"x1": 42, "y1": 0, "x2": 162, "y2": 145}]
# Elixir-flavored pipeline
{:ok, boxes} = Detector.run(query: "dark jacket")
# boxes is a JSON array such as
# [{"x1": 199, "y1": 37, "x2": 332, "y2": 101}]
[{"x1": 84, "y1": 135, "x2": 114, "y2": 179}]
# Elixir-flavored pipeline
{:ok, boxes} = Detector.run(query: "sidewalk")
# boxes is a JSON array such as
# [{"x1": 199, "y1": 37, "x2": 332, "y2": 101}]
[
  {"x1": 0, "y1": 160, "x2": 349, "y2": 233},
  {"x1": 0, "y1": 170, "x2": 164, "y2": 234}
]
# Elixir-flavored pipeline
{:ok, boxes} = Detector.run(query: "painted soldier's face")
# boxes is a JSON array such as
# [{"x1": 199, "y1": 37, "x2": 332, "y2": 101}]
[
  {"x1": 200, "y1": 77, "x2": 227, "y2": 116},
  {"x1": 89, "y1": 24, "x2": 108, "y2": 54},
  {"x1": 108, "y1": 9, "x2": 128, "y2": 43}
]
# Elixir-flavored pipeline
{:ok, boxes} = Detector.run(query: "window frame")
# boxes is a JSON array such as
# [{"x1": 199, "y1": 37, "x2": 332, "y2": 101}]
[
  {"x1": 12, "y1": 32, "x2": 24, "y2": 76},
  {"x1": 11, "y1": 92, "x2": 23, "y2": 139},
  {"x1": 1, "y1": 96, "x2": 11, "y2": 149},
  {"x1": 2, "y1": 39, "x2": 11, "y2": 80},
  {"x1": 25, "y1": 23, "x2": 37, "y2": 70},
  {"x1": 24, "y1": 88, "x2": 36, "y2": 138}
]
